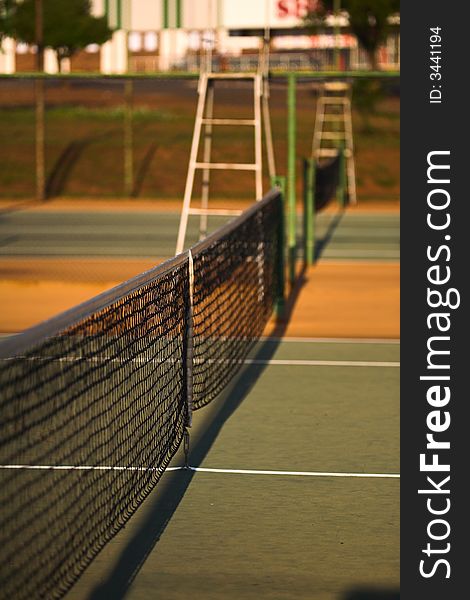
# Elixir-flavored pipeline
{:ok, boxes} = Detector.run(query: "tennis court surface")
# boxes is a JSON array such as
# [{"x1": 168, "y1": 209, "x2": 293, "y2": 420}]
[
  {"x1": 65, "y1": 338, "x2": 399, "y2": 600},
  {"x1": 0, "y1": 193, "x2": 399, "y2": 600}
]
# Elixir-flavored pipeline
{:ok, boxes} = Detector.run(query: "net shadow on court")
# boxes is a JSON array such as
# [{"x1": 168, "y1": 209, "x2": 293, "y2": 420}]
[
  {"x1": 342, "y1": 590, "x2": 399, "y2": 600},
  {"x1": 86, "y1": 343, "x2": 281, "y2": 597},
  {"x1": 314, "y1": 210, "x2": 345, "y2": 262}
]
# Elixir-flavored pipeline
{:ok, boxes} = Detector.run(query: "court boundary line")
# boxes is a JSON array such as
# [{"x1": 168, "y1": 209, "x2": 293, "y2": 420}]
[
  {"x1": 318, "y1": 258, "x2": 400, "y2": 264},
  {"x1": 0, "y1": 357, "x2": 399, "y2": 368},
  {"x1": 187, "y1": 467, "x2": 400, "y2": 478},
  {"x1": 317, "y1": 250, "x2": 400, "y2": 258},
  {"x1": 245, "y1": 359, "x2": 399, "y2": 368},
  {"x1": 0, "y1": 464, "x2": 400, "y2": 479}
]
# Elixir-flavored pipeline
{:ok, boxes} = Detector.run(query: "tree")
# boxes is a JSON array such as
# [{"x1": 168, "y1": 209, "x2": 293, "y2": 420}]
[
  {"x1": 305, "y1": 0, "x2": 400, "y2": 70},
  {"x1": 0, "y1": 1, "x2": 15, "y2": 40},
  {"x1": 6, "y1": 0, "x2": 112, "y2": 71}
]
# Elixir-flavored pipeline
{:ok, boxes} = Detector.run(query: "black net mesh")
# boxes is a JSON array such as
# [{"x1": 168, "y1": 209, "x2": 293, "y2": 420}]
[
  {"x1": 191, "y1": 194, "x2": 282, "y2": 410},
  {"x1": 315, "y1": 154, "x2": 341, "y2": 211},
  {"x1": 0, "y1": 256, "x2": 189, "y2": 600},
  {"x1": 0, "y1": 190, "x2": 283, "y2": 599}
]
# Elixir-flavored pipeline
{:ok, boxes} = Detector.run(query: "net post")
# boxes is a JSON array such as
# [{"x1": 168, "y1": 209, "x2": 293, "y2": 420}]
[
  {"x1": 337, "y1": 143, "x2": 347, "y2": 209},
  {"x1": 184, "y1": 250, "x2": 194, "y2": 467},
  {"x1": 303, "y1": 158, "x2": 316, "y2": 266},
  {"x1": 287, "y1": 72, "x2": 297, "y2": 287},
  {"x1": 271, "y1": 176, "x2": 286, "y2": 319},
  {"x1": 184, "y1": 429, "x2": 190, "y2": 469}
]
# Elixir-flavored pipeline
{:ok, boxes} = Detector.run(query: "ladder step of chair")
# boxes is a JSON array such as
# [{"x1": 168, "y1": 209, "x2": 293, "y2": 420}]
[
  {"x1": 316, "y1": 148, "x2": 342, "y2": 158},
  {"x1": 201, "y1": 118, "x2": 257, "y2": 126},
  {"x1": 323, "y1": 82, "x2": 350, "y2": 92},
  {"x1": 319, "y1": 132, "x2": 347, "y2": 140},
  {"x1": 321, "y1": 115, "x2": 346, "y2": 122},
  {"x1": 188, "y1": 208, "x2": 243, "y2": 216},
  {"x1": 194, "y1": 162, "x2": 259, "y2": 171},
  {"x1": 206, "y1": 72, "x2": 258, "y2": 79}
]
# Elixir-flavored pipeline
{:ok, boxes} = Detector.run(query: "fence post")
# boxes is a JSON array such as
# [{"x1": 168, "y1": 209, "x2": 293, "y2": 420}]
[
  {"x1": 35, "y1": 77, "x2": 46, "y2": 201},
  {"x1": 124, "y1": 78, "x2": 134, "y2": 197}
]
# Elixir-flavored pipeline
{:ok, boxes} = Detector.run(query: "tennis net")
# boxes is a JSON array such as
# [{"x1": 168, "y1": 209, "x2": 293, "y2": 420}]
[{"x1": 0, "y1": 189, "x2": 283, "y2": 600}]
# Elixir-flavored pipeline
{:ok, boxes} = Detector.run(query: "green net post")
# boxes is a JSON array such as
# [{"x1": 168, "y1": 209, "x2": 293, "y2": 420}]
[
  {"x1": 271, "y1": 176, "x2": 286, "y2": 319},
  {"x1": 303, "y1": 158, "x2": 316, "y2": 266},
  {"x1": 337, "y1": 143, "x2": 347, "y2": 208},
  {"x1": 287, "y1": 73, "x2": 297, "y2": 287}
]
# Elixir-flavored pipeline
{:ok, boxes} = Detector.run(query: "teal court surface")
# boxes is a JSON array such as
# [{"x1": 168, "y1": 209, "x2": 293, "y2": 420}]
[{"x1": 0, "y1": 203, "x2": 399, "y2": 261}]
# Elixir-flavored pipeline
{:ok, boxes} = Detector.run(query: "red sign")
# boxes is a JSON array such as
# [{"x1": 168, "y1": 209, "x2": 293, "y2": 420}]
[{"x1": 277, "y1": 0, "x2": 320, "y2": 19}]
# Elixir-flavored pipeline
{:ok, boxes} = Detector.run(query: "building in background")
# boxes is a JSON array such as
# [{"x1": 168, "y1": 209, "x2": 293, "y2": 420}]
[{"x1": 0, "y1": 0, "x2": 400, "y2": 74}]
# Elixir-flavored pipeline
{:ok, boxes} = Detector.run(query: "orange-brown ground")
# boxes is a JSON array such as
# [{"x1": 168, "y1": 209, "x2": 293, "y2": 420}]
[
  {"x1": 0, "y1": 259, "x2": 399, "y2": 338},
  {"x1": 266, "y1": 261, "x2": 399, "y2": 339},
  {"x1": 0, "y1": 198, "x2": 399, "y2": 214},
  {"x1": 0, "y1": 198, "x2": 399, "y2": 336},
  {"x1": 0, "y1": 258, "x2": 159, "y2": 333}
]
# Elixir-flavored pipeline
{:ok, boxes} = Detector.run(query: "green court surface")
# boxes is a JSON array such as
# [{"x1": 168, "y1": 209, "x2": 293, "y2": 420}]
[
  {"x1": 310, "y1": 212, "x2": 400, "y2": 261},
  {"x1": 65, "y1": 338, "x2": 399, "y2": 600},
  {"x1": 0, "y1": 208, "x2": 399, "y2": 261}
]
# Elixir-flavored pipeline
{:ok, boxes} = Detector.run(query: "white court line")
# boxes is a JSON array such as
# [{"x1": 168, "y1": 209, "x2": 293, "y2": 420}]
[
  {"x1": 0, "y1": 464, "x2": 180, "y2": 472},
  {"x1": 188, "y1": 467, "x2": 400, "y2": 479},
  {"x1": 321, "y1": 250, "x2": 399, "y2": 257},
  {"x1": 0, "y1": 357, "x2": 399, "y2": 368},
  {"x1": 319, "y1": 258, "x2": 400, "y2": 265},
  {"x1": 0, "y1": 464, "x2": 399, "y2": 479},
  {"x1": 259, "y1": 336, "x2": 400, "y2": 344},
  {"x1": 245, "y1": 359, "x2": 399, "y2": 368}
]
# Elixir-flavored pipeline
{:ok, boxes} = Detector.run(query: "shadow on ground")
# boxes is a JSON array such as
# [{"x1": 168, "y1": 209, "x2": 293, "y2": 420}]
[
  {"x1": 314, "y1": 209, "x2": 344, "y2": 261},
  {"x1": 132, "y1": 142, "x2": 158, "y2": 197},
  {"x1": 342, "y1": 589, "x2": 399, "y2": 600},
  {"x1": 87, "y1": 270, "x2": 307, "y2": 599},
  {"x1": 46, "y1": 131, "x2": 117, "y2": 198}
]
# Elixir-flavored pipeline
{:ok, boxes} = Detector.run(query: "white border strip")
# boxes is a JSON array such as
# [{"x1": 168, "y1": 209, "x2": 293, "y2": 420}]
[
  {"x1": 320, "y1": 250, "x2": 400, "y2": 258},
  {"x1": 0, "y1": 464, "x2": 181, "y2": 472},
  {"x1": 245, "y1": 359, "x2": 399, "y2": 368},
  {"x1": 0, "y1": 465, "x2": 399, "y2": 479},
  {"x1": 188, "y1": 467, "x2": 400, "y2": 479}
]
